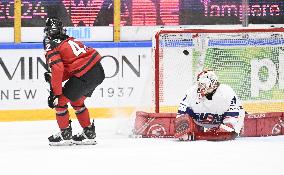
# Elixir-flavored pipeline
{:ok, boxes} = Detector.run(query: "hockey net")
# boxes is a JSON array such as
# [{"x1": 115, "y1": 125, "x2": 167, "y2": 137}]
[
  {"x1": 130, "y1": 28, "x2": 284, "y2": 137},
  {"x1": 148, "y1": 28, "x2": 284, "y2": 114}
]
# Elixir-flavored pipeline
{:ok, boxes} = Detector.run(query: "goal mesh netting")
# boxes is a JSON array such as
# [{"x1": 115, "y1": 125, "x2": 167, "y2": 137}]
[{"x1": 146, "y1": 28, "x2": 284, "y2": 114}]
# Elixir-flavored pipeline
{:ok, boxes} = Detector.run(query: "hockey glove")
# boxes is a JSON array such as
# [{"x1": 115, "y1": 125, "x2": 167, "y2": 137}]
[
  {"x1": 44, "y1": 71, "x2": 52, "y2": 83},
  {"x1": 48, "y1": 95, "x2": 59, "y2": 109}
]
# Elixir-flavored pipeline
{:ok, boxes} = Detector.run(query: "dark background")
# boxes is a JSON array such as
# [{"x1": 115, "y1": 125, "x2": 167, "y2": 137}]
[{"x1": 0, "y1": 0, "x2": 283, "y2": 27}]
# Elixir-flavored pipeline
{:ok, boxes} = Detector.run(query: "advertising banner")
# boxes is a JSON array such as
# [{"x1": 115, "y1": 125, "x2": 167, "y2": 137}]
[
  {"x1": 1, "y1": 0, "x2": 283, "y2": 27},
  {"x1": 1, "y1": 42, "x2": 284, "y2": 120},
  {"x1": 199, "y1": 48, "x2": 284, "y2": 101},
  {"x1": 0, "y1": 47, "x2": 152, "y2": 111}
]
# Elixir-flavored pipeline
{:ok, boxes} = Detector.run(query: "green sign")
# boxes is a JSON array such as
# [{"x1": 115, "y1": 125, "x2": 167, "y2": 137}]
[{"x1": 193, "y1": 47, "x2": 284, "y2": 101}]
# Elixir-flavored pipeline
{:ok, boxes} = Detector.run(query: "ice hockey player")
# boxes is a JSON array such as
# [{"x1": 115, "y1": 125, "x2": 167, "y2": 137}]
[
  {"x1": 175, "y1": 69, "x2": 245, "y2": 141},
  {"x1": 43, "y1": 17, "x2": 105, "y2": 146}
]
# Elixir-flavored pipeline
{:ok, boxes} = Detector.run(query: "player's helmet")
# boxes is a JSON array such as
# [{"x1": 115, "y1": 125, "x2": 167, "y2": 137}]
[
  {"x1": 197, "y1": 69, "x2": 219, "y2": 98},
  {"x1": 44, "y1": 17, "x2": 65, "y2": 39}
]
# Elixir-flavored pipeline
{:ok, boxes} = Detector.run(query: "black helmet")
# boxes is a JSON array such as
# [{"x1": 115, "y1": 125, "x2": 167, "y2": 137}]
[{"x1": 44, "y1": 17, "x2": 65, "y2": 39}]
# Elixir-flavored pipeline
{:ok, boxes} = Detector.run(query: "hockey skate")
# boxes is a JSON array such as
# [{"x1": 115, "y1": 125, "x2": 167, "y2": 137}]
[
  {"x1": 48, "y1": 124, "x2": 73, "y2": 146},
  {"x1": 72, "y1": 121, "x2": 97, "y2": 145}
]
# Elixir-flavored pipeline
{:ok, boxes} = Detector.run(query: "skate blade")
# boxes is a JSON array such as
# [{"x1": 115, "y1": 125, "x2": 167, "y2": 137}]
[
  {"x1": 72, "y1": 139, "x2": 97, "y2": 145},
  {"x1": 49, "y1": 140, "x2": 73, "y2": 146}
]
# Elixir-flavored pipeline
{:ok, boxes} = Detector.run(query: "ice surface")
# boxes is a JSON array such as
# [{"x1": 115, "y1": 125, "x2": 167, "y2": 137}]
[{"x1": 0, "y1": 118, "x2": 283, "y2": 175}]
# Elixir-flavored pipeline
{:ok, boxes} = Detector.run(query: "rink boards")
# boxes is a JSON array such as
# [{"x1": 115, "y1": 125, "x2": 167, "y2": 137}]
[{"x1": 0, "y1": 41, "x2": 284, "y2": 121}]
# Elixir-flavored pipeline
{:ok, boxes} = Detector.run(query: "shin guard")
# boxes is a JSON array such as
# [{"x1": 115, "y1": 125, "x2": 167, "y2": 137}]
[
  {"x1": 74, "y1": 106, "x2": 91, "y2": 128},
  {"x1": 71, "y1": 96, "x2": 91, "y2": 128},
  {"x1": 55, "y1": 105, "x2": 70, "y2": 129}
]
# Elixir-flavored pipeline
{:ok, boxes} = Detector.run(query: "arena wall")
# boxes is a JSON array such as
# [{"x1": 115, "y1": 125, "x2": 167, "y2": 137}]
[{"x1": 0, "y1": 42, "x2": 152, "y2": 121}]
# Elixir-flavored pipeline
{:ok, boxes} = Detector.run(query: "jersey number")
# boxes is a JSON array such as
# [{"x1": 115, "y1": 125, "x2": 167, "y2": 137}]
[{"x1": 68, "y1": 40, "x2": 86, "y2": 56}]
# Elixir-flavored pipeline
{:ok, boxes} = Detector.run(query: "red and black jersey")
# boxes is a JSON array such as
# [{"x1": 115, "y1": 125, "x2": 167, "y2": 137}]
[{"x1": 45, "y1": 37, "x2": 101, "y2": 95}]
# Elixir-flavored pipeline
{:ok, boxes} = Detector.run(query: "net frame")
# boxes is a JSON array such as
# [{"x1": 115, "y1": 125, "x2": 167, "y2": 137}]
[{"x1": 153, "y1": 27, "x2": 284, "y2": 113}]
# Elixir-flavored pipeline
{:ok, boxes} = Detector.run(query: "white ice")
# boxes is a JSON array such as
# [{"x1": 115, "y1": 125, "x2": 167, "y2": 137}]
[{"x1": 0, "y1": 118, "x2": 283, "y2": 175}]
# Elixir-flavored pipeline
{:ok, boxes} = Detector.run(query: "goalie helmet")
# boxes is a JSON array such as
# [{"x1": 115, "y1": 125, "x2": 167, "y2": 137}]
[
  {"x1": 197, "y1": 69, "x2": 219, "y2": 98},
  {"x1": 44, "y1": 17, "x2": 65, "y2": 39}
]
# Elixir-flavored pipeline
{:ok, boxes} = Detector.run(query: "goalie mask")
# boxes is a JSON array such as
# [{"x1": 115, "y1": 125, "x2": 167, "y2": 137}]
[
  {"x1": 44, "y1": 17, "x2": 65, "y2": 39},
  {"x1": 197, "y1": 70, "x2": 219, "y2": 98}
]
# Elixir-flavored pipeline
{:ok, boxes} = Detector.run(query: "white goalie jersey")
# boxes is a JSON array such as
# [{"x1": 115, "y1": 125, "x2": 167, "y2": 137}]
[{"x1": 177, "y1": 84, "x2": 245, "y2": 133}]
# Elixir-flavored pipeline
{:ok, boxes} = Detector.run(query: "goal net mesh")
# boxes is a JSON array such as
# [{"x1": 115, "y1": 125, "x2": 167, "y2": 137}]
[{"x1": 148, "y1": 28, "x2": 284, "y2": 114}]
